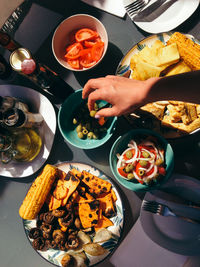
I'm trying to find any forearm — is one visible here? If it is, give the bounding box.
[147,70,200,104]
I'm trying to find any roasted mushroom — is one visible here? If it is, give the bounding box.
[28,227,42,239]
[65,234,79,249]
[32,237,46,251]
[52,209,66,218]
[42,211,56,224]
[58,212,74,230]
[52,229,66,245]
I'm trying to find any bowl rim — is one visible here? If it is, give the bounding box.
[52,14,108,72]
[58,89,117,149]
[109,128,174,192]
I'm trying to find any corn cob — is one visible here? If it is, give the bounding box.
[167,32,200,70]
[19,164,58,220]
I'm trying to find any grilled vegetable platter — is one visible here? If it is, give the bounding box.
[20,162,124,267]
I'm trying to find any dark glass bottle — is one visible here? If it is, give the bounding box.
[0,54,12,79]
[0,30,20,52]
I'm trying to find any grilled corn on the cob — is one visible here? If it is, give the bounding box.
[19,164,58,219]
[167,32,200,70]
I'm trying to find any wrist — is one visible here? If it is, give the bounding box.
[144,77,161,104]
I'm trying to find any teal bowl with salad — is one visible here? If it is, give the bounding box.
[109,129,174,192]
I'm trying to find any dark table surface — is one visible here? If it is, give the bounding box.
[1,1,200,267]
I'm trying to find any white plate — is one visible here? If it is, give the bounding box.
[23,162,124,267]
[140,182,200,255]
[0,85,56,178]
[133,0,200,34]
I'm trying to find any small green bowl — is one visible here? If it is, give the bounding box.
[58,89,117,149]
[109,129,174,192]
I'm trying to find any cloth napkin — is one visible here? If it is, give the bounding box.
[81,0,126,18]
[110,218,188,267]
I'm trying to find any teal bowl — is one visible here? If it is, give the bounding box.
[109,129,174,192]
[58,89,117,149]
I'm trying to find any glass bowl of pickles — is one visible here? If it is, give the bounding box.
[58,89,117,149]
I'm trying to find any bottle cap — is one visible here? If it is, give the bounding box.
[10,48,32,71]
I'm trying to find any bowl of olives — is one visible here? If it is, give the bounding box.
[58,89,117,149]
[109,129,174,192]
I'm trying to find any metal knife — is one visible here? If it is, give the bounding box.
[133,0,178,22]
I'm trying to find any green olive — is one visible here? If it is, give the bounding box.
[138,169,145,176]
[139,160,148,167]
[76,124,82,133]
[90,110,97,117]
[73,118,78,125]
[82,128,88,135]
[87,132,93,139]
[125,163,134,172]
[93,133,99,139]
[142,151,150,158]
[155,158,164,166]
[77,132,84,139]
[125,150,133,159]
[127,173,134,180]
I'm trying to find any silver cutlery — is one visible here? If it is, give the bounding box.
[123,0,150,20]
[151,190,200,210]
[133,0,179,22]
[142,200,200,224]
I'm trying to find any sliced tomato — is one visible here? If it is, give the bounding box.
[75,28,96,42]
[79,48,96,68]
[67,58,80,69]
[158,166,166,176]
[146,166,155,177]
[65,42,83,59]
[118,167,127,178]
[91,41,104,62]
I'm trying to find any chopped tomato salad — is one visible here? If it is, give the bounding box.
[116,136,166,185]
[64,28,104,70]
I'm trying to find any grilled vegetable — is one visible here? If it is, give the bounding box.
[167,32,200,70]
[19,164,58,219]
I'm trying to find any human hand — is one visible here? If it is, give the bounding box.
[82,75,157,117]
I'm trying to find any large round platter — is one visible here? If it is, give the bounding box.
[116,32,200,139]
[0,85,56,178]
[23,162,124,267]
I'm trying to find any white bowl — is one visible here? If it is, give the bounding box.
[52,14,108,71]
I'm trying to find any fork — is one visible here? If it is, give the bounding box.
[142,200,200,224]
[123,0,150,19]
